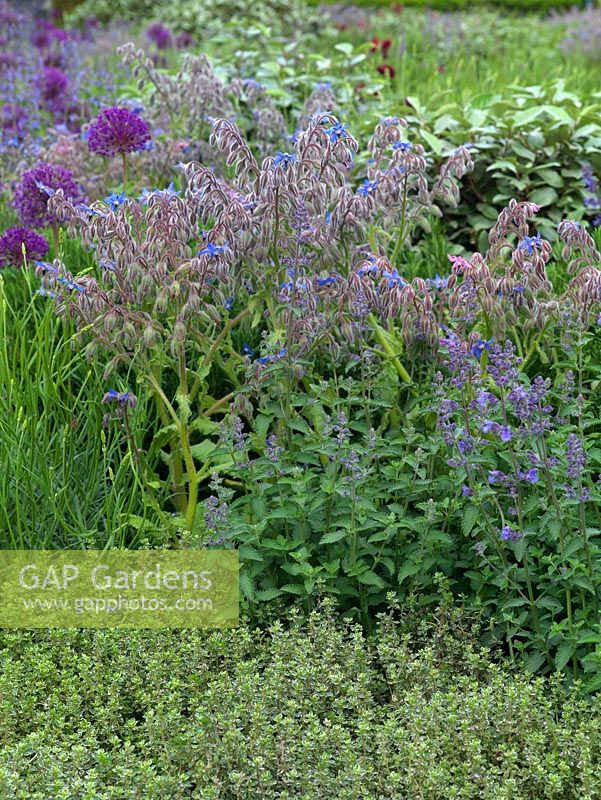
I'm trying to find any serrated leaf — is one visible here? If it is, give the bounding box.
[255,588,282,601]
[238,544,264,562]
[357,570,386,588]
[240,572,255,600]
[524,652,546,673]
[555,643,574,671]
[461,505,479,536]
[319,530,347,545]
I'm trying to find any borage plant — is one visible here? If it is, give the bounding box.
[37,111,473,537]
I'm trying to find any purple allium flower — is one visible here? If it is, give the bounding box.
[0,51,18,70]
[1,103,27,139]
[175,31,195,49]
[146,22,172,50]
[38,66,69,109]
[13,163,83,228]
[0,226,49,267]
[87,106,152,157]
[30,24,52,49]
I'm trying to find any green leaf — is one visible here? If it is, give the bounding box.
[421,130,445,156]
[461,505,479,537]
[514,107,544,127]
[280,583,307,595]
[528,187,558,207]
[239,544,264,562]
[319,530,347,545]
[357,570,386,588]
[555,643,574,671]
[240,572,255,601]
[524,652,546,673]
[255,588,282,601]
[190,440,217,462]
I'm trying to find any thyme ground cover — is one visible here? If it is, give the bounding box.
[3,0,601,794]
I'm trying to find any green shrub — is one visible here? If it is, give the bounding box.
[368,82,601,248]
[318,0,591,12]
[1,606,601,799]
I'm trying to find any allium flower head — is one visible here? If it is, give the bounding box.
[38,66,69,109]
[13,163,83,228]
[146,22,172,50]
[2,103,27,139]
[0,226,49,267]
[87,106,152,157]
[175,31,195,49]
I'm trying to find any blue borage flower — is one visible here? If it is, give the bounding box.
[382,268,407,288]
[103,191,126,211]
[33,180,56,197]
[242,343,254,356]
[224,297,234,311]
[427,273,449,290]
[325,122,350,143]
[497,285,525,297]
[257,348,287,365]
[273,151,298,170]
[518,233,543,255]
[102,389,137,407]
[197,241,230,258]
[56,276,85,293]
[471,337,494,360]
[316,275,339,286]
[34,259,58,273]
[138,182,180,204]
[357,178,378,197]
[392,141,413,153]
[76,202,104,217]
